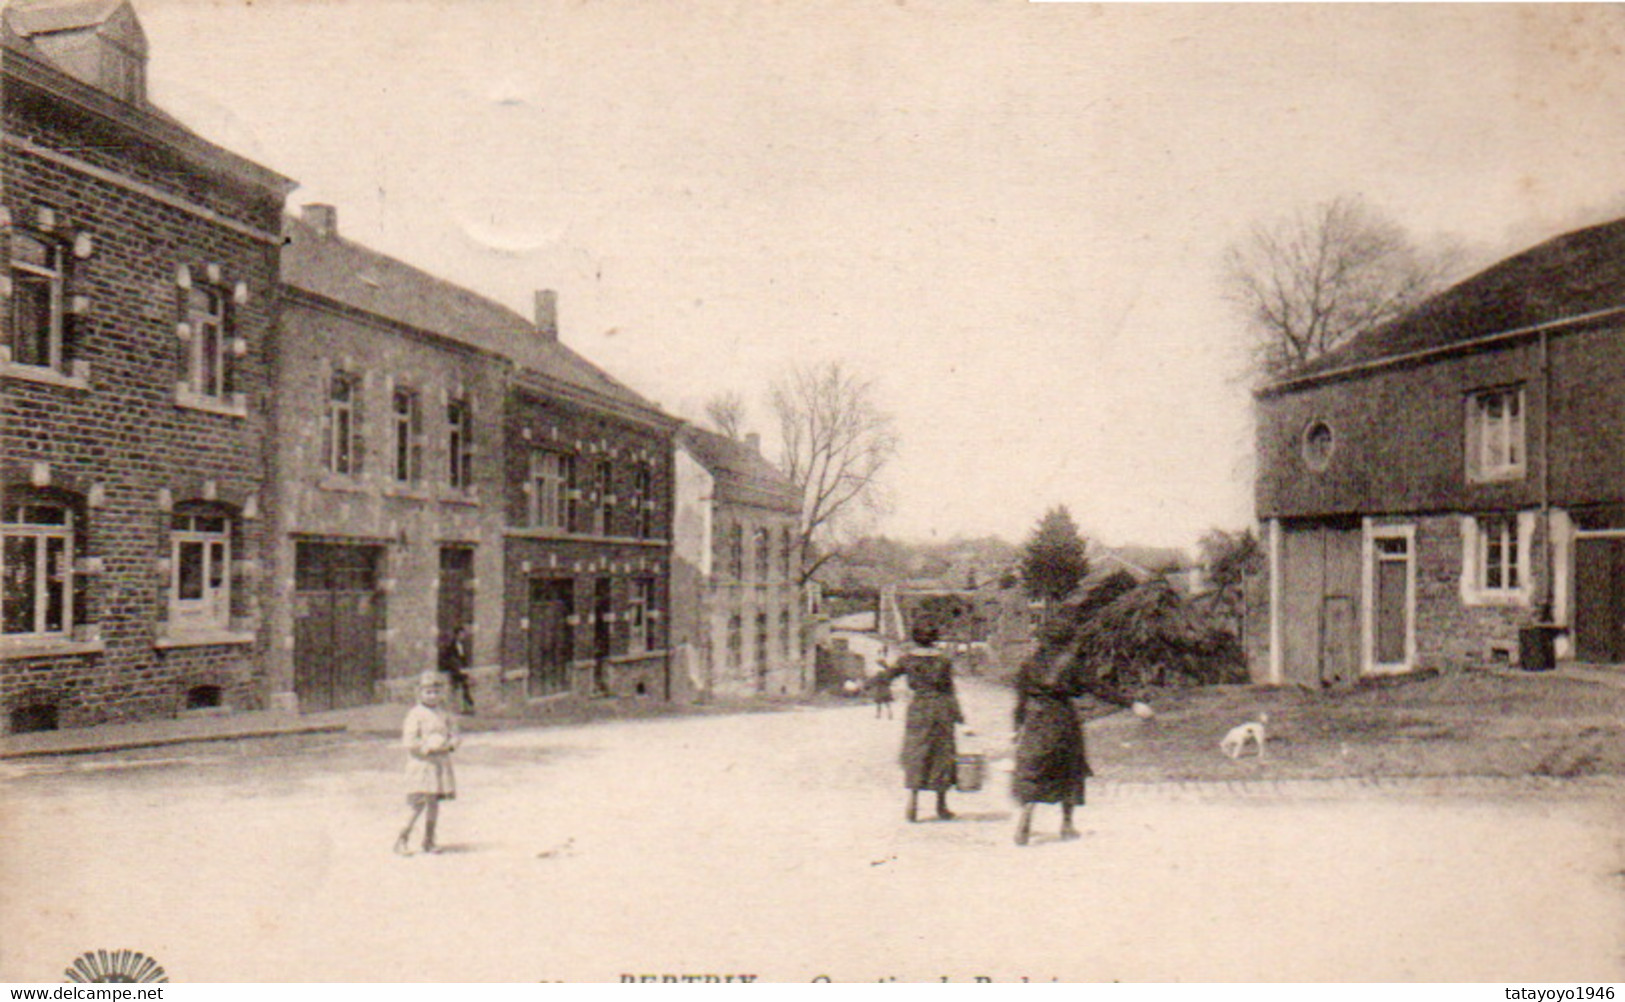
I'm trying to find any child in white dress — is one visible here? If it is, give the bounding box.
[395,671,460,855]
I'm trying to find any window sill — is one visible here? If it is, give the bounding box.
[380,484,435,502]
[0,636,106,659]
[175,389,248,418]
[439,490,481,508]
[1467,467,1526,485]
[611,649,668,664]
[1,362,90,391]
[504,527,669,546]
[155,629,257,650]
[1463,588,1533,608]
[317,475,368,494]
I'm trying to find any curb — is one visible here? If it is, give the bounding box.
[0,722,350,761]
[1090,773,1625,801]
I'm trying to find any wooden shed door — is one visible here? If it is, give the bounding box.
[1280,521,1363,685]
[294,543,383,712]
[1575,538,1625,663]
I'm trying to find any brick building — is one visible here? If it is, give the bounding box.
[1255,216,1625,683]
[502,315,679,703]
[672,427,805,699]
[1,0,292,730]
[269,206,511,712]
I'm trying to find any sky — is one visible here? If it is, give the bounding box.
[133,1,1625,552]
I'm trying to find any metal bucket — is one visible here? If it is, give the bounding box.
[955,752,986,793]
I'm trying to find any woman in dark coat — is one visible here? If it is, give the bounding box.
[879,625,964,822]
[1011,647,1142,845]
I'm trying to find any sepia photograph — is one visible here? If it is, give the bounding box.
[1,0,1623,984]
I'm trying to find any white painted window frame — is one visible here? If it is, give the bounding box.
[170,512,232,634]
[1,501,74,639]
[1460,512,1537,607]
[1466,386,1526,483]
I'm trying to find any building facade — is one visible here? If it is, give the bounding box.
[672,427,805,699]
[1255,217,1625,683]
[1,0,292,730]
[501,327,679,703]
[268,206,510,712]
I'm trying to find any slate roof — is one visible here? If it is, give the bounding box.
[281,213,662,418]
[676,425,800,513]
[1285,216,1625,384]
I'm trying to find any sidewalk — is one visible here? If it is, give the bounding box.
[0,691,808,761]
[0,708,353,761]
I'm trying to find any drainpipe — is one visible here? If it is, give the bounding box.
[1539,326,1554,626]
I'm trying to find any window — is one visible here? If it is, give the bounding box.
[595,460,615,535]
[728,524,744,580]
[185,286,228,399]
[628,578,651,654]
[634,464,654,539]
[1461,512,1534,606]
[325,370,363,475]
[1480,516,1520,593]
[781,528,794,579]
[754,528,770,581]
[392,386,423,483]
[1302,420,1335,472]
[1467,387,1525,482]
[528,451,569,530]
[447,398,473,489]
[171,511,231,632]
[755,612,769,673]
[7,232,64,371]
[780,608,791,656]
[2,497,73,638]
[726,615,742,669]
[562,454,579,532]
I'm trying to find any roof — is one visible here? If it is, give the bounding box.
[1285,216,1625,383]
[4,0,129,39]
[2,1,292,200]
[676,425,800,512]
[281,213,664,419]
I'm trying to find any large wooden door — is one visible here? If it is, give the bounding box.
[1575,538,1625,663]
[1280,520,1363,685]
[294,543,383,712]
[527,578,574,697]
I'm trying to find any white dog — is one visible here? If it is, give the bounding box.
[1220,712,1268,759]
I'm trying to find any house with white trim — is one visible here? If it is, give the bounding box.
[1255,216,1625,683]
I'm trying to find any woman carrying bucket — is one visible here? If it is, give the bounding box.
[878,624,966,822]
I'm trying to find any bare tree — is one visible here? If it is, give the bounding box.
[770,360,899,586]
[1225,196,1461,380]
[702,391,748,440]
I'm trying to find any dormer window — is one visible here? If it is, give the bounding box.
[100,39,145,103]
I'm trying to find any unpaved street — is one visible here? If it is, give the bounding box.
[2,680,1622,982]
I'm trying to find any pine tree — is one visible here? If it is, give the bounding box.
[1019,507,1089,618]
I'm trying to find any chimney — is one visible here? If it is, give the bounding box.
[746,432,761,454]
[535,289,559,341]
[302,204,338,238]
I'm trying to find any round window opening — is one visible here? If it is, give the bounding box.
[1302,420,1335,471]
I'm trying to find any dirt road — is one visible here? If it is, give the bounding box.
[2,680,1621,982]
